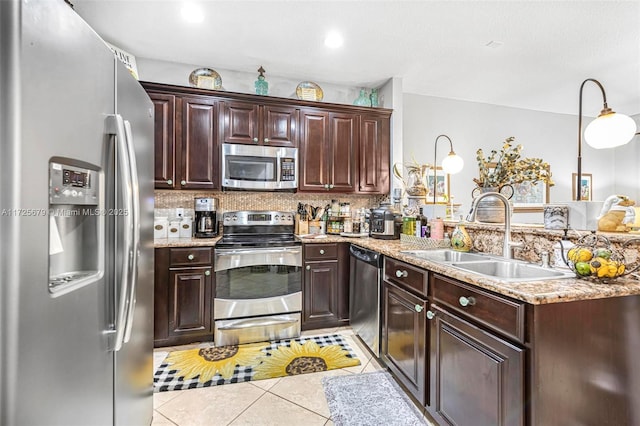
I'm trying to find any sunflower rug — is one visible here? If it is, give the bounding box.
[153,334,360,392]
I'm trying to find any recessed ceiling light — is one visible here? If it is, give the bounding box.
[324,31,344,49]
[181,3,204,23]
[485,40,504,49]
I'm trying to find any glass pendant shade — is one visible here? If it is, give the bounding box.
[442,153,464,174]
[584,111,637,149]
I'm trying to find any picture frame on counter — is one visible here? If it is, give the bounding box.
[426,166,450,203]
[572,173,592,201]
[512,180,549,212]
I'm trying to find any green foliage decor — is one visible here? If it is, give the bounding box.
[473,137,554,188]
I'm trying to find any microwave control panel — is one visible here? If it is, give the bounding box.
[280,158,296,181]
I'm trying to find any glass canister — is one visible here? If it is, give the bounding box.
[402,216,416,236]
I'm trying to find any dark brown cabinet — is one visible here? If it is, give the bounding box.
[149,92,176,189]
[302,243,349,329]
[299,109,357,192]
[144,84,220,190]
[381,257,429,406]
[154,247,214,347]
[359,113,390,194]
[222,100,298,147]
[427,273,524,426]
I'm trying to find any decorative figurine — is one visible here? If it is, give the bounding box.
[255,66,268,95]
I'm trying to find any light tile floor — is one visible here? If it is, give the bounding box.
[151,327,437,426]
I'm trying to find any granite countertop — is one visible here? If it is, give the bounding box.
[154,233,640,305]
[298,234,640,305]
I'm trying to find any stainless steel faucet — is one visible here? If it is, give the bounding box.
[466,191,523,259]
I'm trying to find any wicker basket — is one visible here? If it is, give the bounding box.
[565,234,628,282]
[400,234,451,249]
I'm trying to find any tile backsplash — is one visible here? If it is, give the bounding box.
[155,190,388,219]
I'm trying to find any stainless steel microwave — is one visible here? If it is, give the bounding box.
[221,143,298,191]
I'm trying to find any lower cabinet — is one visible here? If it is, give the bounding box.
[154,247,214,347]
[302,243,349,330]
[380,257,429,406]
[427,273,525,426]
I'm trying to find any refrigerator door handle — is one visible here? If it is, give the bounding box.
[122,119,140,344]
[106,114,134,352]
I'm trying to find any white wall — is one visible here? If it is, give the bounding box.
[137,57,365,105]
[402,94,628,222]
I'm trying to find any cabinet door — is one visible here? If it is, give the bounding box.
[168,267,213,338]
[303,260,339,328]
[359,113,390,194]
[222,100,259,145]
[381,281,427,406]
[328,112,357,192]
[299,109,330,191]
[429,306,524,426]
[149,93,176,189]
[263,105,298,147]
[179,96,218,189]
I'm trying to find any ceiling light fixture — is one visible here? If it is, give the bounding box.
[181,3,204,23]
[324,31,344,49]
[575,78,637,201]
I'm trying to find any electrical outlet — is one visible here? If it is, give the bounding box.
[176,208,184,218]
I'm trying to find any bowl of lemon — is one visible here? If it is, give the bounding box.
[566,234,627,281]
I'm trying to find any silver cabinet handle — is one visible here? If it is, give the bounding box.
[264,138,270,143]
[395,270,408,278]
[167,179,173,185]
[306,265,311,270]
[253,137,259,143]
[324,184,329,189]
[319,249,325,255]
[329,184,334,189]
[180,180,186,186]
[459,296,476,307]
[205,270,211,276]
[415,304,423,313]
[426,310,435,320]
[187,254,195,260]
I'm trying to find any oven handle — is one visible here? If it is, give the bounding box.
[217,317,299,330]
[214,247,302,271]
[215,248,301,256]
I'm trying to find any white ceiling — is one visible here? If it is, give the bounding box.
[73,0,640,116]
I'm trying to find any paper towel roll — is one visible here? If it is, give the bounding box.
[49,216,64,255]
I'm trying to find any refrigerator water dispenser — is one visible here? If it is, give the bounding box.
[48,159,103,296]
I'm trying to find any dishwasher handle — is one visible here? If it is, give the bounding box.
[349,244,383,268]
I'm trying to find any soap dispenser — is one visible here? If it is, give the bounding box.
[451,221,473,252]
[553,229,574,269]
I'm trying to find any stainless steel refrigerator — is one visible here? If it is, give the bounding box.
[1,1,154,425]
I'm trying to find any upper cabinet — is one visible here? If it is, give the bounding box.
[359,113,390,194]
[146,86,219,190]
[222,100,298,147]
[142,82,391,193]
[299,109,358,193]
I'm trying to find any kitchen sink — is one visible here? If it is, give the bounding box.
[400,249,492,263]
[449,260,575,282]
[400,249,575,282]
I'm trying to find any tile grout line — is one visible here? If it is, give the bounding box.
[265,385,331,421]
[223,388,270,426]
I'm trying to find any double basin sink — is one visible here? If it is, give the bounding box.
[400,249,575,283]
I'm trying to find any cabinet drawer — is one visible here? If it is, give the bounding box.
[169,247,213,266]
[304,243,338,260]
[383,257,428,297]
[431,274,525,342]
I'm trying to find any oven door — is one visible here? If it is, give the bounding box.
[214,247,302,319]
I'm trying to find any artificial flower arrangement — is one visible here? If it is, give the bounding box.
[473,136,554,188]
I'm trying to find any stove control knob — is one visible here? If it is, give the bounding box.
[233,215,238,221]
[275,215,279,221]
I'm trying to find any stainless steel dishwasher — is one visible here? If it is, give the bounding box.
[349,244,383,356]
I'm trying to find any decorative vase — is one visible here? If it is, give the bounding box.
[472,186,513,223]
[451,223,473,252]
[254,66,268,95]
[370,88,379,107]
[353,89,371,107]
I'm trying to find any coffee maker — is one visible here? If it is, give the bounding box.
[194,197,218,238]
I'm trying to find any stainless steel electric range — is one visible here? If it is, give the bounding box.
[214,211,302,346]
